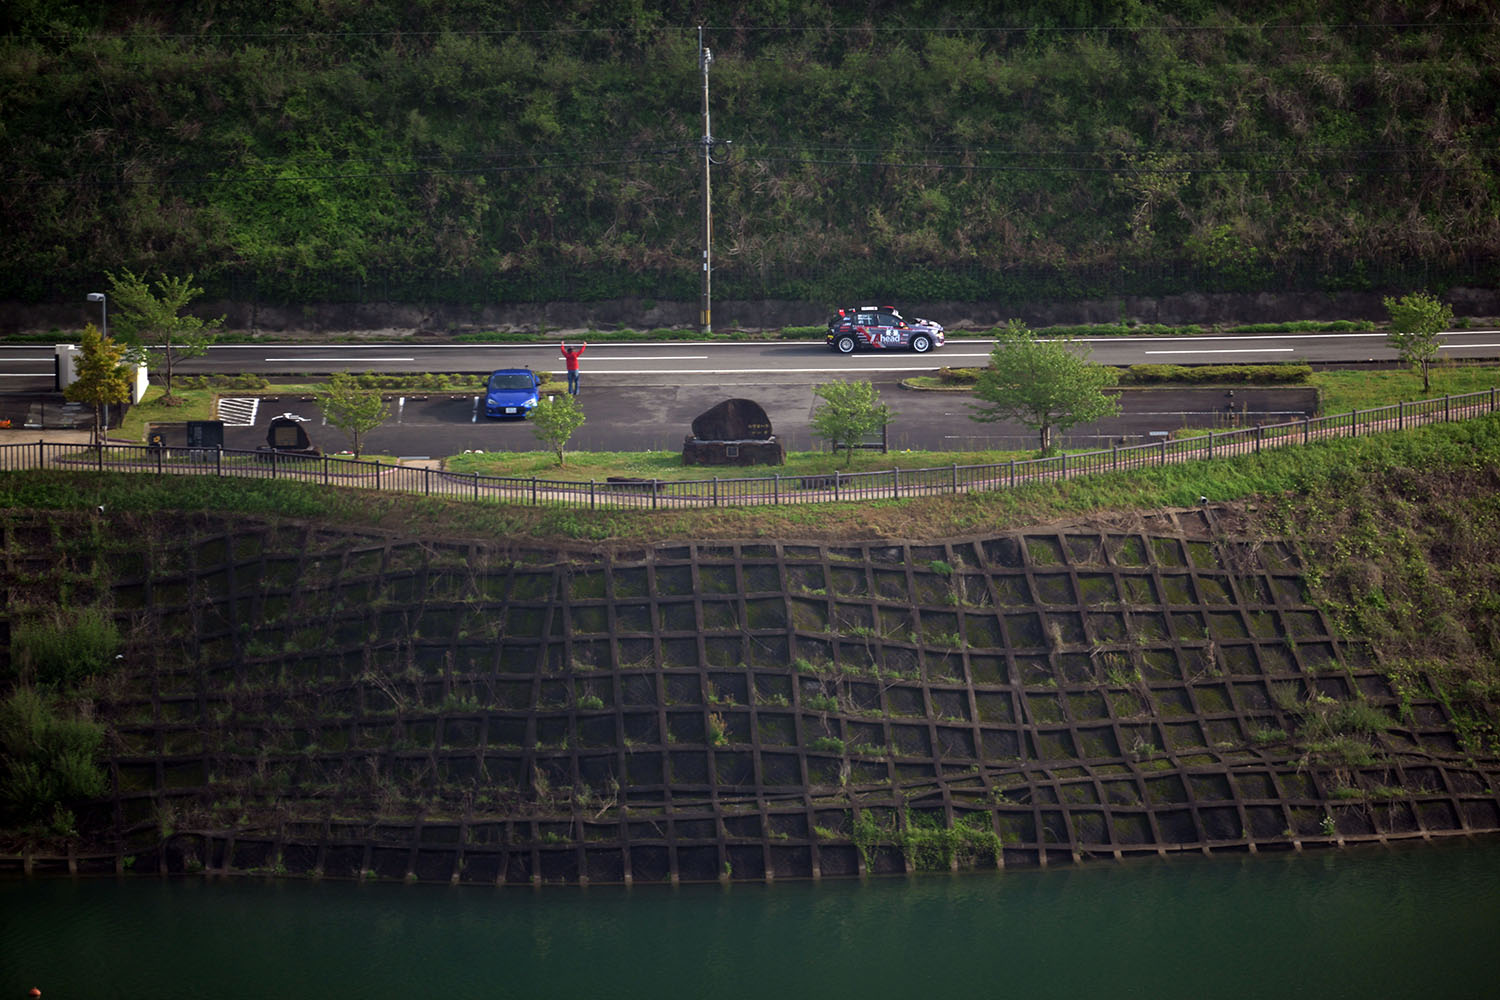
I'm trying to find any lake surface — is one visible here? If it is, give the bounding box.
[5,842,1498,999]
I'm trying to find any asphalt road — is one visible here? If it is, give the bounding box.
[4,328,1500,391]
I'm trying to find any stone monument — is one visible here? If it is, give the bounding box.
[260,414,319,457]
[682,398,784,466]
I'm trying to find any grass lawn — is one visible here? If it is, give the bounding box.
[1310,364,1500,413]
[116,386,217,441]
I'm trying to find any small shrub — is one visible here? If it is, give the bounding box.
[0,688,107,826]
[11,606,120,687]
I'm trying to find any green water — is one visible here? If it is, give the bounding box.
[5,843,1498,999]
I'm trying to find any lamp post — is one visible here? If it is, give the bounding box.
[699,27,713,336]
[86,291,107,338]
[85,291,110,439]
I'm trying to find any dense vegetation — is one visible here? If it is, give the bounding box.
[3,1,1498,306]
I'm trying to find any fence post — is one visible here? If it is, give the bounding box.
[1207,432,1213,461]
[215,445,222,477]
[713,477,719,507]
[951,463,958,494]
[1008,458,1015,488]
[1351,409,1358,437]
[423,467,430,496]
[323,455,330,486]
[834,471,841,502]
[472,472,479,502]
[1491,386,1496,413]
[531,477,537,505]
[1444,395,1450,422]
[774,473,780,505]
[1060,452,1067,481]
[893,467,899,499]
[155,444,163,475]
[1112,444,1117,471]
[653,480,659,510]
[1302,417,1309,445]
[1255,426,1262,454]
[38,439,44,470]
[1160,439,1167,466]
[97,440,104,473]
[1398,401,1404,431]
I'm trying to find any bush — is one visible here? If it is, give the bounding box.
[11,606,120,687]
[937,367,984,384]
[0,687,107,828]
[1119,363,1313,385]
[176,373,270,390]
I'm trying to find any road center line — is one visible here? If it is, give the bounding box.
[263,357,415,362]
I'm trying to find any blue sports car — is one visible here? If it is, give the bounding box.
[484,368,541,419]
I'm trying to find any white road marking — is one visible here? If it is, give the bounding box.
[1439,343,1500,349]
[586,355,709,361]
[0,373,54,377]
[263,356,415,362]
[1144,348,1296,355]
[396,396,405,423]
[216,397,260,427]
[471,396,480,423]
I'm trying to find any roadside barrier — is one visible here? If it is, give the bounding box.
[3,388,1496,508]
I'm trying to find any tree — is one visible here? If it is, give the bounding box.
[970,320,1121,454]
[810,381,890,466]
[317,372,390,458]
[1384,291,1453,393]
[107,269,221,404]
[530,394,586,466]
[63,323,131,445]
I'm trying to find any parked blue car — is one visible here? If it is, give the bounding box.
[484,368,541,419]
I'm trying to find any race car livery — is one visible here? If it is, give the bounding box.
[826,306,946,354]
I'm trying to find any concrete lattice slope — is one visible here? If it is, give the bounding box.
[3,508,1498,882]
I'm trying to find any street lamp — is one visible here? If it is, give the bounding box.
[86,291,107,338]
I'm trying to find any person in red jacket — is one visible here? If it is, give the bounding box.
[560,340,587,395]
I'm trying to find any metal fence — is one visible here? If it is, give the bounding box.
[4,389,1496,509]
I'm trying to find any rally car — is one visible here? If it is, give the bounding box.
[826,306,946,354]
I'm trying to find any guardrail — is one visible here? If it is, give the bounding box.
[3,389,1496,509]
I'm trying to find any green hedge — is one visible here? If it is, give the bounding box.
[1120,364,1314,385]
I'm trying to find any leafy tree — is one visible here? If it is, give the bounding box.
[970,320,1121,455]
[317,371,390,458]
[1384,291,1453,393]
[106,269,221,404]
[810,381,890,466]
[529,394,586,466]
[63,323,131,445]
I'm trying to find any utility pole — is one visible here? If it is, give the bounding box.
[699,26,713,335]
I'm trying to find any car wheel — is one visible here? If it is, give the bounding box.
[836,335,857,354]
[911,334,932,353]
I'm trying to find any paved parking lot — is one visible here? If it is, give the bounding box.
[210,381,1317,458]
